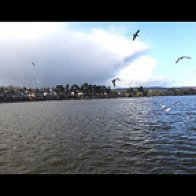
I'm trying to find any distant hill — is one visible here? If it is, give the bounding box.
[114,86,169,92]
[114,86,196,92]
[172,86,196,89]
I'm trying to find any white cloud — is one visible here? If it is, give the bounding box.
[0,22,64,40]
[0,22,170,88]
[114,56,171,87]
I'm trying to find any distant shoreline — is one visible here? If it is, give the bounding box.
[0,84,196,104]
[0,94,196,105]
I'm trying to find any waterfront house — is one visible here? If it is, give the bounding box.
[136,91,144,97]
[77,90,83,97]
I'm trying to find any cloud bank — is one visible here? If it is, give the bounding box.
[0,22,171,88]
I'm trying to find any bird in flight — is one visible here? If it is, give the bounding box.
[133,30,140,41]
[175,56,191,64]
[112,78,121,87]
[32,62,36,66]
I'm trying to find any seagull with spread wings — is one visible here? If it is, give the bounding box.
[133,30,140,41]
[112,78,121,87]
[175,56,191,63]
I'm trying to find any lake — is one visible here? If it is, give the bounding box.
[0,96,196,174]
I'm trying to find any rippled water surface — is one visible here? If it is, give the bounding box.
[0,96,196,174]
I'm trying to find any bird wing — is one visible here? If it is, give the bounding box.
[175,56,183,63]
[112,80,115,87]
[175,58,180,63]
[115,78,121,81]
[133,30,140,41]
[32,62,36,66]
[182,56,191,59]
[133,33,136,41]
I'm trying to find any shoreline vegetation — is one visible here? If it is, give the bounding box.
[0,83,196,103]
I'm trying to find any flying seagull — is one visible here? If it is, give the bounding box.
[175,56,191,64]
[133,30,140,41]
[32,62,36,66]
[112,78,121,87]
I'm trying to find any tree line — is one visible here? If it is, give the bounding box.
[0,83,196,103]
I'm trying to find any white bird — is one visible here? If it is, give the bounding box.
[165,107,171,112]
[160,103,171,112]
[175,56,191,64]
[160,103,166,107]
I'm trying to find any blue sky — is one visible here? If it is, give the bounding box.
[0,22,195,88]
[71,22,196,87]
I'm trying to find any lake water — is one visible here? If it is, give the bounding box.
[0,96,196,174]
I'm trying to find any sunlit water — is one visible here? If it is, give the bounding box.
[0,96,196,174]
